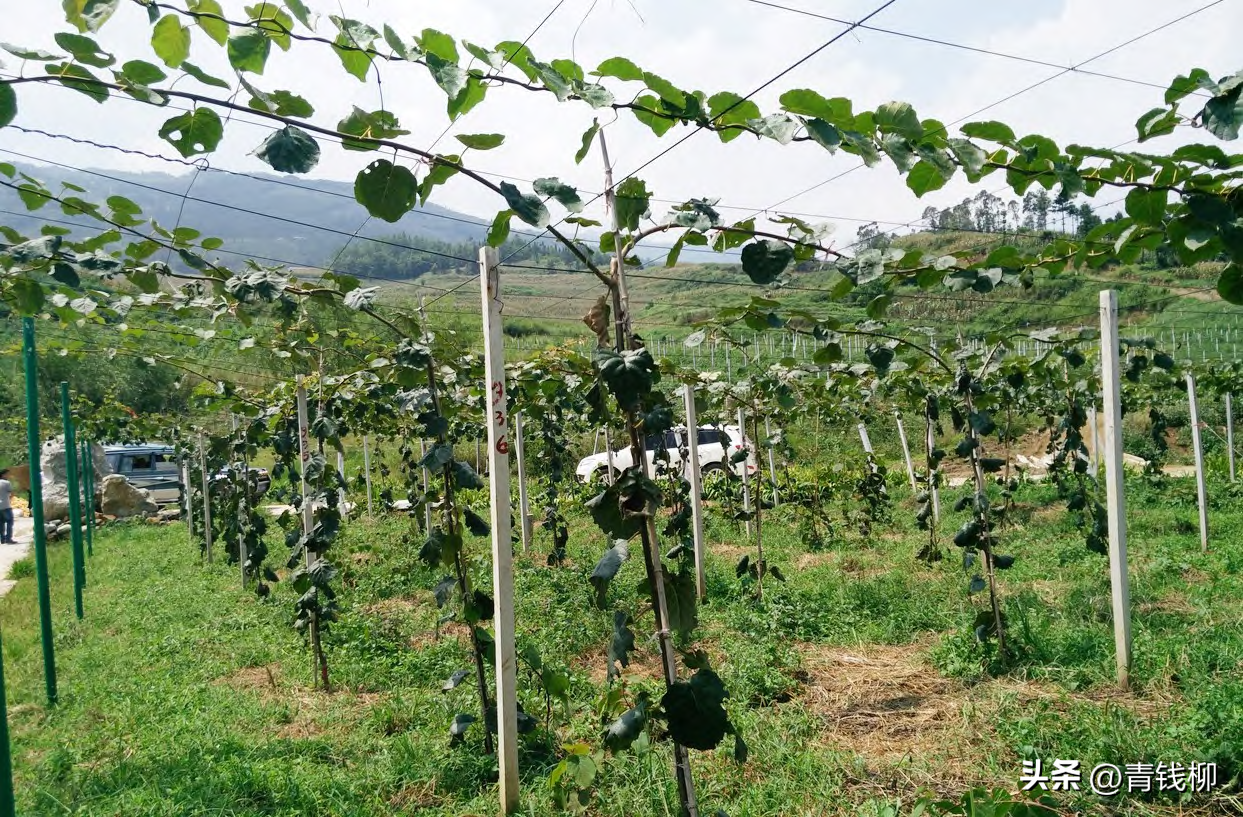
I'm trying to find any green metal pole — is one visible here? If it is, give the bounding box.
[0,627,15,817]
[81,438,94,557]
[61,384,84,619]
[22,318,57,706]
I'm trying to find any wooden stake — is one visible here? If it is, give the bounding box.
[1088,406,1100,479]
[198,430,213,564]
[337,450,346,516]
[605,427,615,485]
[362,435,374,520]
[683,384,707,601]
[764,417,780,507]
[894,412,916,491]
[296,380,313,566]
[1099,290,1133,689]
[738,407,751,537]
[419,438,432,532]
[479,246,519,813]
[515,412,532,551]
[1228,393,1236,483]
[231,415,245,588]
[1186,371,1209,552]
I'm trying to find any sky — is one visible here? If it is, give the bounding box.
[1,0,1240,259]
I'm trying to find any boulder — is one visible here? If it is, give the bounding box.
[39,437,113,520]
[157,507,182,522]
[99,474,158,519]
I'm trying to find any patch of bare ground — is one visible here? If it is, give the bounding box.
[360,595,429,621]
[218,664,282,701]
[408,620,471,650]
[216,663,386,740]
[388,780,443,812]
[795,639,1177,797]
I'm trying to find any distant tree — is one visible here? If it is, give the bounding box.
[855,221,892,251]
[1022,190,1051,231]
[1076,203,1102,236]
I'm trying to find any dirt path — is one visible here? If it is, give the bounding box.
[0,511,34,597]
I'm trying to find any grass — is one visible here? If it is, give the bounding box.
[2,465,1243,815]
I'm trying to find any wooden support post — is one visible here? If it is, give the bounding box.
[1228,393,1236,483]
[1099,291,1133,689]
[296,380,313,566]
[605,427,615,485]
[231,415,245,589]
[683,384,707,600]
[198,430,213,564]
[362,435,374,520]
[738,407,751,537]
[1186,372,1209,552]
[515,412,532,552]
[1088,406,1100,479]
[894,412,916,491]
[479,246,519,813]
[764,417,780,508]
[337,450,347,516]
[419,439,432,532]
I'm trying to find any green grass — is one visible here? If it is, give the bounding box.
[3,468,1242,815]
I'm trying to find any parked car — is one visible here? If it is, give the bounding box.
[104,444,182,505]
[103,444,270,505]
[211,465,272,497]
[575,425,758,484]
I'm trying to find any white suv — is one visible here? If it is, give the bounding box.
[575,425,758,484]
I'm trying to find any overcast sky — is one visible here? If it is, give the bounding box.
[2,0,1240,255]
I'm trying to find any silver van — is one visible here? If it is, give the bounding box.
[104,444,182,505]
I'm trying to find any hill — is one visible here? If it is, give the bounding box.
[0,160,493,267]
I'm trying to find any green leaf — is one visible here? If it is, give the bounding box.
[188,0,229,45]
[333,34,371,81]
[906,160,950,197]
[337,107,409,150]
[1218,264,1243,305]
[417,157,460,205]
[607,610,635,682]
[866,293,892,319]
[181,61,230,89]
[246,84,314,118]
[54,32,114,67]
[248,3,294,50]
[1125,187,1167,226]
[0,84,14,130]
[875,101,922,140]
[533,177,584,213]
[151,15,191,69]
[603,692,648,752]
[487,210,512,247]
[45,62,108,102]
[227,30,270,74]
[285,0,314,29]
[779,89,842,122]
[660,668,732,751]
[426,53,466,98]
[804,118,841,152]
[594,347,658,410]
[740,240,793,285]
[419,28,458,63]
[575,81,614,109]
[947,138,987,181]
[158,108,222,157]
[384,25,417,60]
[2,44,64,61]
[118,59,166,85]
[1166,68,1212,104]
[960,120,1015,144]
[254,126,319,173]
[531,59,572,101]
[455,133,504,150]
[9,277,45,314]
[447,76,486,120]
[879,134,916,172]
[64,0,121,33]
[576,119,599,164]
[595,56,643,81]
[499,181,550,228]
[354,160,418,223]
[1135,106,1178,142]
[614,177,649,231]
[748,113,798,145]
[589,541,628,608]
[1201,85,1243,141]
[707,91,762,143]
